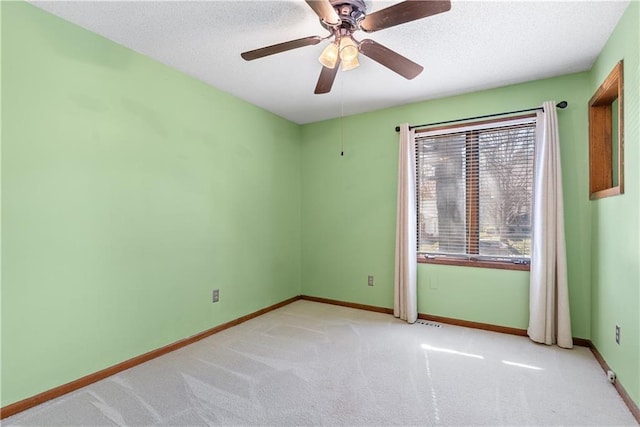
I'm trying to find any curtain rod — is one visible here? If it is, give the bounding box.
[394,101,568,132]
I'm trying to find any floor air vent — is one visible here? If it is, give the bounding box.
[416,320,442,328]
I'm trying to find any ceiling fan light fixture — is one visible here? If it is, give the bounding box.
[318,42,339,69]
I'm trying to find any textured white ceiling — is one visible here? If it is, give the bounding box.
[30,0,629,124]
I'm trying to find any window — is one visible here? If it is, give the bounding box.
[416,115,535,270]
[589,60,624,199]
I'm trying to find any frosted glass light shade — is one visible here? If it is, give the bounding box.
[339,37,359,62]
[341,55,360,71]
[318,43,339,69]
[338,36,359,71]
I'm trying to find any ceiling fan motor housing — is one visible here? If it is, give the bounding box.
[321,0,368,31]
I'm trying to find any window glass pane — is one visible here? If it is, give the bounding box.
[478,125,534,258]
[611,98,619,187]
[417,133,467,255]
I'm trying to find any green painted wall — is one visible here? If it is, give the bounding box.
[589,1,640,407]
[1,2,301,407]
[301,72,593,336]
[0,0,4,404]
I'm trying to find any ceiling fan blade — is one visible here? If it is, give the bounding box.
[360,0,451,32]
[359,39,423,79]
[305,0,341,26]
[314,59,341,94]
[241,36,323,61]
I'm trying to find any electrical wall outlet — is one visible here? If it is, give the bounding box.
[212,289,219,303]
[615,325,620,344]
[367,275,374,286]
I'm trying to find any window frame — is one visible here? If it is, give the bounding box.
[415,114,536,271]
[589,60,624,199]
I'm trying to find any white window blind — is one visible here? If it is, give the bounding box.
[416,116,536,262]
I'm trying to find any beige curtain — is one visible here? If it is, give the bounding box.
[394,123,417,323]
[528,101,572,348]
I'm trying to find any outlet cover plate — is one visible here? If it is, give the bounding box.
[212,289,220,303]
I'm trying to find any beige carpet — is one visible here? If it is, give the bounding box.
[4,300,638,426]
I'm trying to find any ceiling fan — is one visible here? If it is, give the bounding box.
[241,0,451,94]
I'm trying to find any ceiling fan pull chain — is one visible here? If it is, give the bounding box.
[341,75,345,157]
